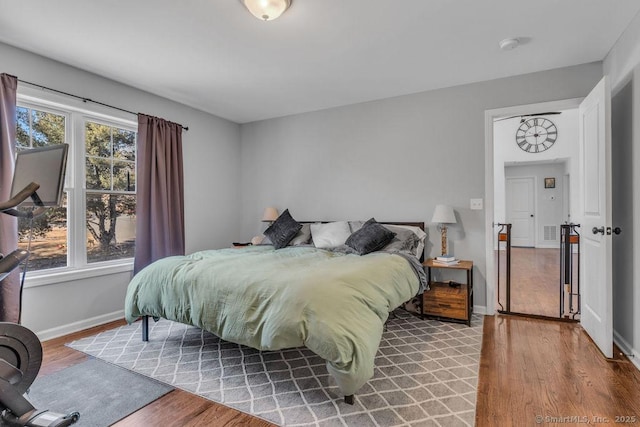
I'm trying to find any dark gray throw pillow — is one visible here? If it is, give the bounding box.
[345,218,396,255]
[264,209,302,249]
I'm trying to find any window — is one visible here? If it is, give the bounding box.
[85,122,136,263]
[16,106,68,270]
[16,99,137,274]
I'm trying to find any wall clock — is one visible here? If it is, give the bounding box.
[515,117,558,153]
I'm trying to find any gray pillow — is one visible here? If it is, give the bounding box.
[382,224,426,258]
[348,220,365,233]
[345,218,396,255]
[382,225,420,255]
[288,223,312,246]
[264,209,302,249]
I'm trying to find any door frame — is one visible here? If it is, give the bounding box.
[484,98,583,314]
[505,175,536,247]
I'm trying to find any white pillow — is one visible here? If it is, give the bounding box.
[311,221,352,249]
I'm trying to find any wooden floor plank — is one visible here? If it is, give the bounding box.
[112,389,272,427]
[475,315,640,426]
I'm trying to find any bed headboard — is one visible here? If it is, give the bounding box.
[380,221,425,232]
[300,221,424,231]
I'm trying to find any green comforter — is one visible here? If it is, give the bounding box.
[124,245,420,395]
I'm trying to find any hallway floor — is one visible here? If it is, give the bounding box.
[497,247,579,319]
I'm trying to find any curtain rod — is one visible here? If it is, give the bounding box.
[17,78,189,131]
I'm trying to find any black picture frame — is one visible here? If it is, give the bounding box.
[544,177,555,189]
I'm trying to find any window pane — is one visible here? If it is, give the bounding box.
[113,129,135,161]
[86,194,136,263]
[16,107,30,150]
[86,157,111,190]
[17,193,68,271]
[85,122,111,158]
[31,110,65,147]
[113,161,135,192]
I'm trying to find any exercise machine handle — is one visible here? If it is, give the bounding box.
[0,182,39,211]
[0,183,46,219]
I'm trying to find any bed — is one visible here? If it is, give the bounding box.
[124,220,426,403]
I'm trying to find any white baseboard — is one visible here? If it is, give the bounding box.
[37,310,125,342]
[613,330,640,372]
[473,305,488,315]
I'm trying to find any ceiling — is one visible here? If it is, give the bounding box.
[0,0,638,124]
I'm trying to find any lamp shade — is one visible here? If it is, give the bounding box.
[261,207,279,222]
[431,205,456,224]
[242,0,291,21]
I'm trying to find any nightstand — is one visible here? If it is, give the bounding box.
[422,258,473,326]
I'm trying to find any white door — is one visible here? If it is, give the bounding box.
[506,177,535,247]
[579,76,613,358]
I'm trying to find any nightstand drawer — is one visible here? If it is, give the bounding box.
[423,282,468,320]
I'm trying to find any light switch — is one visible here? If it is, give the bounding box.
[470,198,483,210]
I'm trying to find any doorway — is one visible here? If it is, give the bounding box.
[502,162,569,317]
[487,77,617,360]
[485,98,582,318]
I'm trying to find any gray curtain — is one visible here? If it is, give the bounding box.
[0,73,19,323]
[134,114,185,274]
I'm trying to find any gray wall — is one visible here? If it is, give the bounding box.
[611,79,634,350]
[0,41,241,337]
[604,9,640,368]
[239,62,603,310]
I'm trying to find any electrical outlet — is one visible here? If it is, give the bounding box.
[470,198,483,210]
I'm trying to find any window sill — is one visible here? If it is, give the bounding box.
[23,261,134,288]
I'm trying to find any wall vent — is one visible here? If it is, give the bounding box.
[543,225,557,241]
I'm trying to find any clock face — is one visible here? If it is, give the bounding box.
[515,118,557,153]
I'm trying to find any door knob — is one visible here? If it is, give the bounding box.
[613,227,622,235]
[530,214,534,217]
[592,226,605,235]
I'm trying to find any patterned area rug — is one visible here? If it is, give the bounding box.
[68,310,483,426]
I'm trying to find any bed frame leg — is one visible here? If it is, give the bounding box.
[142,315,149,342]
[344,395,354,405]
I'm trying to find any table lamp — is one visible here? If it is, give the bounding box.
[431,204,456,256]
[261,207,279,225]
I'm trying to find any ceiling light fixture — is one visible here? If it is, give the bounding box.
[242,0,292,21]
[499,38,520,51]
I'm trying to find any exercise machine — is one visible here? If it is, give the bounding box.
[0,144,78,426]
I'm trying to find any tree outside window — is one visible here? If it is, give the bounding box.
[16,106,68,270]
[85,122,136,263]
[14,104,137,271]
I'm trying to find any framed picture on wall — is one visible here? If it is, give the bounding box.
[544,177,555,189]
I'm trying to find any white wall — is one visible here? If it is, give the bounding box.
[604,10,640,370]
[240,62,603,311]
[493,110,579,230]
[0,41,242,338]
[504,163,566,248]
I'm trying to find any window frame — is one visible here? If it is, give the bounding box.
[17,88,137,288]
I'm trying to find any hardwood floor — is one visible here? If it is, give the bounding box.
[37,314,640,426]
[476,315,640,426]
[497,248,579,319]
